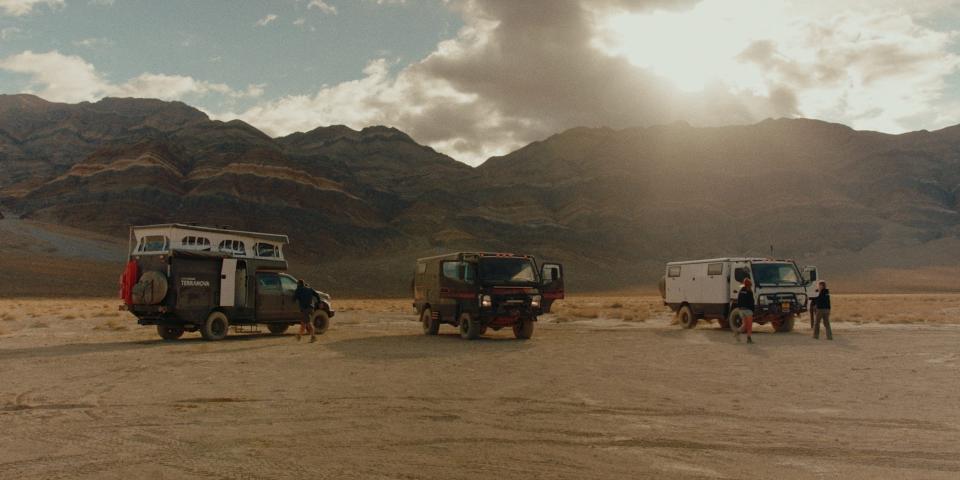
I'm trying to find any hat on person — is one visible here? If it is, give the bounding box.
[743,277,752,286]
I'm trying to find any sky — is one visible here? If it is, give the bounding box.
[1,0,959,165]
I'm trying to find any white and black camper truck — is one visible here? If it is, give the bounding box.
[659,258,818,332]
[120,224,334,341]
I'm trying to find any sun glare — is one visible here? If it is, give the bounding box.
[598,1,782,93]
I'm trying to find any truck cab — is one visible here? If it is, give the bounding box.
[413,252,564,340]
[120,224,334,341]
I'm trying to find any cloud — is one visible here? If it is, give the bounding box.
[0,0,63,16]
[88,0,114,5]
[0,26,21,40]
[307,0,336,15]
[0,50,263,103]
[255,13,278,27]
[72,37,114,48]
[225,0,960,165]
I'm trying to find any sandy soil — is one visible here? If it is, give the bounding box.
[1,296,959,479]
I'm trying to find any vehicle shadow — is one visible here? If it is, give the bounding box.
[325,332,533,360]
[0,333,280,361]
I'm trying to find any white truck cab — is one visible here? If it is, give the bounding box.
[660,258,818,332]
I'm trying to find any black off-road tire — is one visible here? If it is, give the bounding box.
[513,318,535,339]
[678,305,698,329]
[421,308,439,335]
[458,312,483,340]
[312,310,330,335]
[201,311,229,341]
[773,316,795,333]
[267,323,289,335]
[157,325,184,340]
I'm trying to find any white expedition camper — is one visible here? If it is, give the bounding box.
[659,258,818,332]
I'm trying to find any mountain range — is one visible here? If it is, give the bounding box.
[1,93,958,296]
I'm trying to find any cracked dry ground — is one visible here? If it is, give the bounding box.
[1,305,959,479]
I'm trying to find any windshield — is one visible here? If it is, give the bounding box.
[478,257,537,285]
[751,263,801,286]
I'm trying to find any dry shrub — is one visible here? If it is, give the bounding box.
[31,321,49,328]
[62,314,77,320]
[607,302,624,309]
[0,312,17,322]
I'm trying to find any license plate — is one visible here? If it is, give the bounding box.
[781,302,791,311]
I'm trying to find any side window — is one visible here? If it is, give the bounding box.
[442,261,459,280]
[442,261,474,283]
[254,243,278,258]
[667,266,681,278]
[707,263,723,276]
[219,240,247,256]
[257,274,281,291]
[463,263,476,284]
[416,263,427,274]
[734,267,751,282]
[279,275,298,293]
[138,236,168,253]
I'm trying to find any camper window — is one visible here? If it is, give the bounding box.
[254,242,279,258]
[218,240,246,256]
[137,235,169,253]
[707,263,723,276]
[181,236,211,249]
[667,266,681,277]
[416,262,427,274]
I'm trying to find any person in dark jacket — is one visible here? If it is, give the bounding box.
[293,279,316,343]
[733,277,755,344]
[809,287,819,329]
[813,280,832,340]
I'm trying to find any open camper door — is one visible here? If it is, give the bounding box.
[220,258,237,307]
[540,263,564,313]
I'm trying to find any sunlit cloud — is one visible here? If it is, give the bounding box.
[0,0,63,16]
[255,13,278,27]
[0,50,264,103]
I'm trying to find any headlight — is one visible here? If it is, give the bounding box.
[758,296,769,305]
[480,295,492,308]
[797,294,807,304]
[531,295,542,309]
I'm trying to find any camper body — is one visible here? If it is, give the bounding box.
[413,252,564,340]
[661,258,817,332]
[121,224,334,341]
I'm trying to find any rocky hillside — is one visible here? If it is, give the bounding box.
[1,94,958,295]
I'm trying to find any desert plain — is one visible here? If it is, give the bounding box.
[1,294,959,479]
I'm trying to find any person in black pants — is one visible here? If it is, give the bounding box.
[813,281,832,340]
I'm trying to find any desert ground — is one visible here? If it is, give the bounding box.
[1,295,959,479]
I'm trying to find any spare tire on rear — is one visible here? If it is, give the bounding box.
[132,270,168,305]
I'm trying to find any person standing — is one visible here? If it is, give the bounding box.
[733,277,755,344]
[809,286,819,329]
[813,281,832,340]
[293,279,317,343]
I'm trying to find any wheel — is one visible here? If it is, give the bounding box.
[421,308,439,335]
[157,325,184,340]
[312,310,330,335]
[458,312,483,340]
[267,323,289,335]
[513,318,535,339]
[772,316,795,333]
[200,311,229,341]
[728,310,743,333]
[677,305,698,329]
